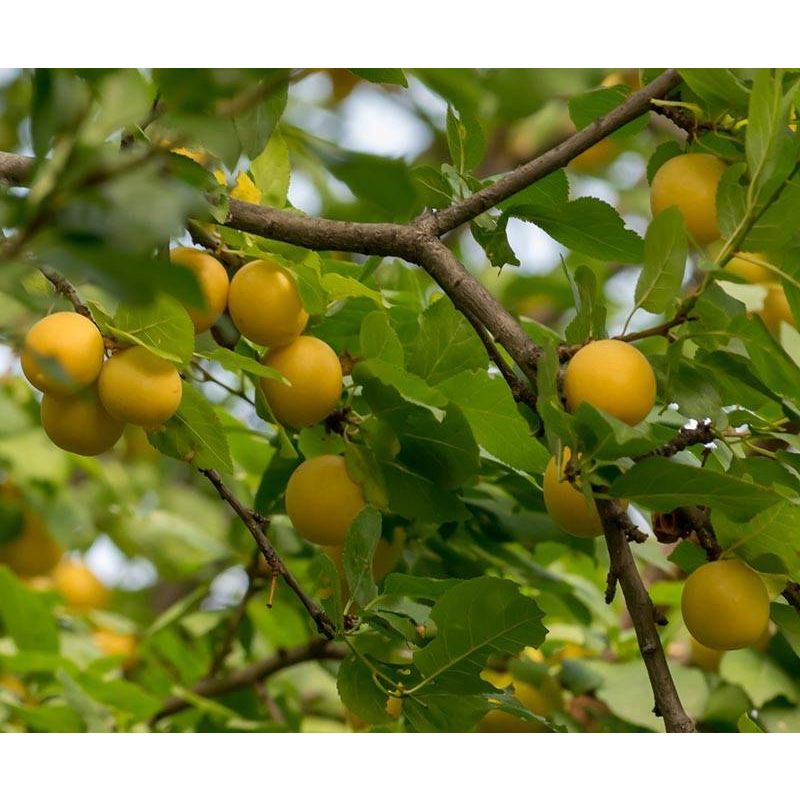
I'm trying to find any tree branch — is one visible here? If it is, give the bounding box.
[430,69,682,234]
[153,638,347,722]
[200,468,336,640]
[598,500,695,732]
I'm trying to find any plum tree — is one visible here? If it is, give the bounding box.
[681,559,770,650]
[285,455,365,546]
[21,312,104,395]
[650,153,727,244]
[227,258,308,347]
[260,335,343,428]
[542,447,603,538]
[98,346,182,427]
[52,559,109,610]
[169,247,230,333]
[563,339,656,425]
[41,387,125,455]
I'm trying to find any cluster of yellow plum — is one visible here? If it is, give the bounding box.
[21,311,182,456]
[539,151,776,657]
[542,339,656,539]
[174,248,382,576]
[0,483,137,670]
[172,247,344,430]
[650,152,793,332]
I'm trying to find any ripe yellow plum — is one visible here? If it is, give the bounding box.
[93,629,138,668]
[21,312,104,395]
[98,346,182,427]
[569,138,619,173]
[52,558,109,610]
[563,339,656,426]
[681,559,769,650]
[285,455,365,546]
[543,448,603,538]
[260,336,343,429]
[41,387,125,456]
[227,258,308,347]
[650,153,727,245]
[170,247,230,333]
[0,506,62,578]
[760,283,794,333]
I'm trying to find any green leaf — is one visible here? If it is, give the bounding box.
[470,214,520,269]
[0,566,59,653]
[250,128,290,208]
[148,383,233,473]
[343,507,382,608]
[714,502,800,578]
[405,693,491,732]
[196,347,287,382]
[359,311,404,366]
[647,141,684,184]
[15,704,84,733]
[337,655,393,725]
[592,659,709,731]
[349,68,407,87]
[536,341,575,453]
[319,146,418,218]
[353,360,446,408]
[446,105,486,173]
[77,674,161,722]
[289,253,329,315]
[564,264,607,344]
[382,574,461,599]
[719,649,798,707]
[409,298,488,385]
[233,73,289,159]
[610,457,781,521]
[413,576,546,694]
[574,404,670,461]
[569,85,646,140]
[746,70,798,199]
[512,197,644,263]
[499,170,568,213]
[145,583,208,637]
[344,441,389,510]
[37,242,204,308]
[107,294,195,366]
[380,459,469,524]
[636,207,688,315]
[321,272,383,305]
[363,380,479,490]
[437,370,548,473]
[679,69,750,114]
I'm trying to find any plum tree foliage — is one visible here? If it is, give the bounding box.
[0,67,800,734]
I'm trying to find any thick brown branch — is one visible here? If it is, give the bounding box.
[154,638,347,722]
[598,500,695,732]
[431,69,682,234]
[418,237,542,385]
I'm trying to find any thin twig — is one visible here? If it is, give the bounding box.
[153,639,346,722]
[200,468,336,640]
